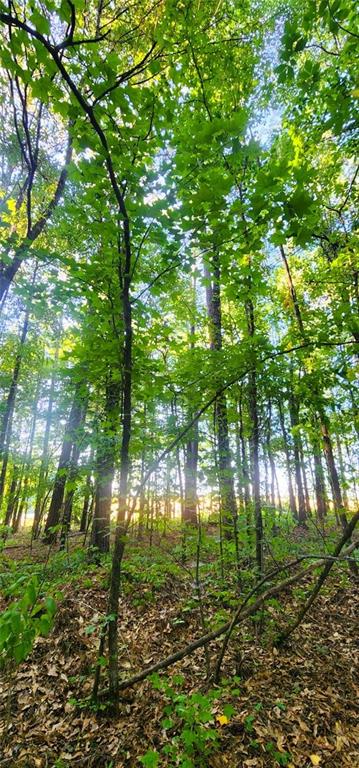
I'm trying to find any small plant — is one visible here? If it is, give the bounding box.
[243,703,262,734]
[139,674,234,767]
[68,694,109,712]
[0,575,56,666]
[139,751,160,768]
[244,713,256,733]
[265,741,292,765]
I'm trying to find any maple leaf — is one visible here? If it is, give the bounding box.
[310,756,321,766]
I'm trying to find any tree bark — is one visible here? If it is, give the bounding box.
[43,385,84,542]
[80,446,94,533]
[0,303,31,506]
[60,436,83,549]
[3,466,18,528]
[183,421,198,525]
[245,296,263,573]
[15,374,41,529]
[321,417,348,528]
[204,251,237,536]
[91,378,120,553]
[32,337,59,538]
[107,218,133,703]
[289,392,307,524]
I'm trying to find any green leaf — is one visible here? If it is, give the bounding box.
[30,9,50,35]
[139,750,159,768]
[45,597,56,616]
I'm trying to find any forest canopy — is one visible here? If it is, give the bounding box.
[0,0,358,766]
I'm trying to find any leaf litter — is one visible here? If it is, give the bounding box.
[0,539,358,768]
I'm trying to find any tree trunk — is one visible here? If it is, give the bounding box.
[0,304,30,506]
[183,420,198,525]
[107,219,133,703]
[299,441,311,517]
[289,393,307,525]
[43,386,84,542]
[15,374,41,530]
[204,251,237,536]
[238,393,251,535]
[33,337,59,538]
[3,466,18,528]
[60,436,83,549]
[335,432,349,509]
[245,296,263,574]
[279,245,346,522]
[313,448,327,521]
[278,401,297,519]
[321,418,348,528]
[90,380,119,554]
[80,446,94,533]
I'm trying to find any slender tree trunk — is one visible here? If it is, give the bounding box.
[33,338,59,538]
[266,402,276,508]
[274,466,283,512]
[299,441,311,517]
[245,296,263,574]
[183,420,198,525]
[234,413,244,510]
[204,252,237,536]
[313,448,327,521]
[138,459,146,537]
[279,246,346,521]
[91,380,119,553]
[335,433,349,509]
[16,375,41,529]
[263,447,270,505]
[60,437,83,549]
[321,418,348,528]
[289,393,307,525]
[0,304,30,506]
[107,220,133,703]
[279,245,306,337]
[170,400,186,524]
[238,393,251,533]
[80,445,94,533]
[43,386,84,542]
[13,493,25,533]
[278,401,297,520]
[247,367,262,571]
[183,286,198,526]
[3,466,18,527]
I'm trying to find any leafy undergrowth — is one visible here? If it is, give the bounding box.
[0,526,358,768]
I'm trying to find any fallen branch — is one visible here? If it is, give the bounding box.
[116,537,358,692]
[277,510,359,644]
[215,511,359,679]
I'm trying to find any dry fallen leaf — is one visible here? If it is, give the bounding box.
[310,755,321,766]
[216,714,229,726]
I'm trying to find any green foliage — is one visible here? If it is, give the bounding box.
[0,575,56,666]
[265,740,292,766]
[141,676,219,767]
[139,675,242,767]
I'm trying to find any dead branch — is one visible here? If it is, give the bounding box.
[116,537,358,692]
[277,510,359,644]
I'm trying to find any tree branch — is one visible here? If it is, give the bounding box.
[115,538,358,692]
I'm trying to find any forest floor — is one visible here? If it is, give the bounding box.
[0,525,358,768]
